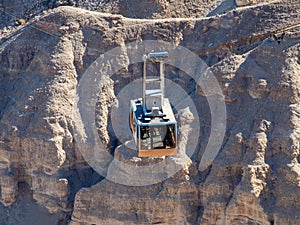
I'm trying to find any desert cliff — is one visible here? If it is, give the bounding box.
[1,0,300,224]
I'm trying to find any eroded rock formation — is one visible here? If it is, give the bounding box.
[0,0,300,224]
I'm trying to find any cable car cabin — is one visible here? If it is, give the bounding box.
[129,98,177,157]
[129,51,178,157]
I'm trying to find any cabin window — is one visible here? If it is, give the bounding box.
[129,112,137,142]
[139,124,176,150]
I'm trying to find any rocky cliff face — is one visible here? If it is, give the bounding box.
[0,0,300,224]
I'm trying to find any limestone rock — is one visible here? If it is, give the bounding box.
[0,1,300,224]
[0,172,18,206]
[70,174,199,225]
[235,0,274,7]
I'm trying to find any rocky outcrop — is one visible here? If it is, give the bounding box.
[69,107,198,224]
[70,173,199,225]
[0,0,300,224]
[235,0,275,7]
[93,0,224,18]
[199,24,300,224]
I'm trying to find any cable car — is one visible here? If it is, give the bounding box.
[129,51,178,157]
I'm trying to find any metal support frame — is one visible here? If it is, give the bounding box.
[159,61,164,107]
[142,52,168,112]
[143,56,147,110]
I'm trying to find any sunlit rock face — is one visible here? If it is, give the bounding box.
[0,0,300,224]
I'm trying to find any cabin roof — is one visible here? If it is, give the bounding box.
[130,98,176,125]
